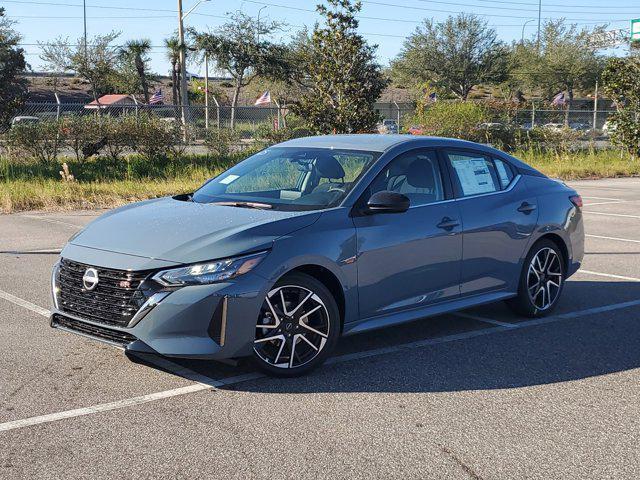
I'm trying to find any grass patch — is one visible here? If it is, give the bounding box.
[516,149,640,180]
[1,149,638,213]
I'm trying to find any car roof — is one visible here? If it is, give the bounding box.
[277,134,544,176]
[279,134,490,152]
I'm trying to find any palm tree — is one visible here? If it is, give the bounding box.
[119,39,152,102]
[164,37,181,105]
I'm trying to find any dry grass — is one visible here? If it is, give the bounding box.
[517,149,640,180]
[1,149,638,213]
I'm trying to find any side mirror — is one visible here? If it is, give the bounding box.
[366,191,410,214]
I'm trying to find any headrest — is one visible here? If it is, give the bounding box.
[315,155,345,179]
[406,159,435,188]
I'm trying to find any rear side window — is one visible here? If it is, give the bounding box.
[494,158,515,189]
[444,151,515,197]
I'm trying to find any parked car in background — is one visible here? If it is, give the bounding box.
[51,135,584,377]
[569,122,590,131]
[542,123,565,131]
[10,116,40,127]
[602,121,616,134]
[377,119,399,134]
[478,122,506,130]
[407,125,424,135]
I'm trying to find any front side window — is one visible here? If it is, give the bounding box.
[365,149,444,207]
[192,147,378,211]
[445,151,501,197]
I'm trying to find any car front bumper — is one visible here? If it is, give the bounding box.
[50,254,270,360]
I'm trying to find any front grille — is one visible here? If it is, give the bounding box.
[52,314,137,346]
[57,258,152,327]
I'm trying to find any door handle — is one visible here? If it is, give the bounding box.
[517,202,537,214]
[437,217,460,230]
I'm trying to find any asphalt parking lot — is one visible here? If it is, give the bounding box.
[1,177,640,479]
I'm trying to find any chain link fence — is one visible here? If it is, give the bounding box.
[10,101,618,141]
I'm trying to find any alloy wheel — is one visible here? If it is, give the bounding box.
[527,247,563,311]
[253,285,330,369]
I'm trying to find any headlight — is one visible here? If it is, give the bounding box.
[152,251,267,286]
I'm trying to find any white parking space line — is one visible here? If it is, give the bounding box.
[453,312,518,328]
[0,384,211,433]
[3,293,640,433]
[19,215,82,229]
[0,289,51,317]
[583,201,623,206]
[586,234,640,244]
[584,212,640,219]
[582,196,623,201]
[577,270,640,282]
[0,290,225,391]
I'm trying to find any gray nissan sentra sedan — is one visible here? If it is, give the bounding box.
[51,135,584,376]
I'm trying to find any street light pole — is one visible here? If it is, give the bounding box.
[522,19,535,43]
[83,0,87,60]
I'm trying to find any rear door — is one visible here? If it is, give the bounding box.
[442,149,538,296]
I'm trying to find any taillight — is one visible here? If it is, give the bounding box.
[570,195,583,208]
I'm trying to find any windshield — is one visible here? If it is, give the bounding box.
[192,147,380,211]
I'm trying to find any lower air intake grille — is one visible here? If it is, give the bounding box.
[52,314,137,346]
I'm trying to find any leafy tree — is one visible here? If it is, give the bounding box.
[118,39,153,102]
[392,14,508,100]
[0,8,28,127]
[292,0,388,133]
[191,12,286,128]
[164,36,182,105]
[40,31,121,101]
[512,20,605,124]
[602,56,640,158]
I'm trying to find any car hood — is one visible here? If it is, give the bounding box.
[70,197,321,264]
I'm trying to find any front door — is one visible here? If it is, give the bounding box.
[353,149,463,320]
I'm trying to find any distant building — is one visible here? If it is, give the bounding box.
[84,94,135,109]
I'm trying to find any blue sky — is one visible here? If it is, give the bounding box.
[5,0,639,76]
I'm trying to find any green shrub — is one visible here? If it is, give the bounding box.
[101,116,132,162]
[204,128,240,157]
[5,121,63,163]
[61,115,105,161]
[414,101,491,141]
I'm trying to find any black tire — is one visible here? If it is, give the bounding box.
[506,239,566,318]
[252,272,341,377]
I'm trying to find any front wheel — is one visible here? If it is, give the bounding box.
[507,239,565,317]
[252,272,340,377]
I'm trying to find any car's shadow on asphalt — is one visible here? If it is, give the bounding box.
[135,280,640,394]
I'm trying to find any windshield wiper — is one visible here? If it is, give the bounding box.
[212,201,273,210]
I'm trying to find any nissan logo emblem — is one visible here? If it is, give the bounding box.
[82,268,99,291]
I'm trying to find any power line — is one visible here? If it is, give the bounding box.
[4,0,633,25]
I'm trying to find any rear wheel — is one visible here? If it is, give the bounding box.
[507,239,565,317]
[252,272,340,377]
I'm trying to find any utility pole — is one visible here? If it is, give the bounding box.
[177,0,189,128]
[593,81,599,131]
[204,53,209,130]
[536,0,542,52]
[83,0,88,60]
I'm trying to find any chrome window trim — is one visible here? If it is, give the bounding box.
[453,174,522,201]
[401,175,521,211]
